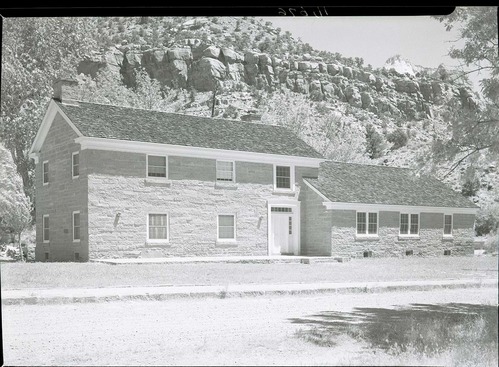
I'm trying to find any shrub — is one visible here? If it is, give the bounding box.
[365,124,385,159]
[461,176,480,197]
[387,128,409,150]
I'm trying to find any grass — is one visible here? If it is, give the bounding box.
[1,256,497,290]
[294,302,498,367]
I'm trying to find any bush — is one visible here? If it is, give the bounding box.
[365,124,385,159]
[387,128,409,150]
[461,176,480,197]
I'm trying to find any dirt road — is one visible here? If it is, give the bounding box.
[2,288,497,366]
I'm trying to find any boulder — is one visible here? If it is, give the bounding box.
[319,63,327,73]
[259,53,272,67]
[298,61,319,72]
[326,63,341,76]
[203,46,221,59]
[244,63,259,85]
[344,85,362,107]
[394,79,420,93]
[167,48,193,62]
[244,51,260,65]
[189,57,226,91]
[419,82,433,101]
[342,66,353,79]
[361,91,374,109]
[309,80,324,100]
[220,48,243,64]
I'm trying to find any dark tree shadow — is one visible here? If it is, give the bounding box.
[290,303,498,355]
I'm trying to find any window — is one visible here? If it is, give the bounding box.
[72,152,80,178]
[44,252,49,261]
[43,161,49,185]
[148,214,168,241]
[73,211,81,242]
[363,250,373,258]
[357,212,378,235]
[147,155,167,178]
[444,250,451,256]
[43,215,50,242]
[400,213,419,235]
[275,165,291,189]
[444,214,453,236]
[289,216,292,235]
[405,249,414,256]
[218,215,235,240]
[271,207,292,212]
[74,253,80,261]
[216,161,234,182]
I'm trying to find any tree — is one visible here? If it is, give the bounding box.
[431,7,499,178]
[387,128,409,150]
[0,144,32,261]
[365,124,386,159]
[1,17,99,203]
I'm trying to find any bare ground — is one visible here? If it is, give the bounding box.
[2,287,497,366]
[1,256,497,290]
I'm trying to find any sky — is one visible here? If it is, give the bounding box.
[262,15,463,69]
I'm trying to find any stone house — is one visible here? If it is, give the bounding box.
[28,81,478,261]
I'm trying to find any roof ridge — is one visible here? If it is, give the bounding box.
[325,160,415,171]
[61,99,284,128]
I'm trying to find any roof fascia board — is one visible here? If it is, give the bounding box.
[75,136,326,167]
[303,179,331,203]
[29,100,83,155]
[323,201,478,214]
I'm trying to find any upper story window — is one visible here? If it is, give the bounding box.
[43,161,49,185]
[275,165,291,189]
[43,215,50,242]
[216,161,235,182]
[357,212,378,235]
[443,214,453,236]
[148,213,168,241]
[72,152,80,178]
[400,213,419,236]
[73,211,81,242]
[147,155,167,178]
[218,214,236,241]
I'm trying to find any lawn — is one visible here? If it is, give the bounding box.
[1,256,497,290]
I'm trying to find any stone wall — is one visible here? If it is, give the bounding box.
[299,183,332,256]
[330,210,475,258]
[87,175,272,258]
[35,112,88,262]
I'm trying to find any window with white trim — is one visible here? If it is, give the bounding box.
[216,161,234,182]
[148,214,168,241]
[443,214,453,236]
[357,212,378,235]
[43,215,50,242]
[147,155,167,178]
[43,161,49,185]
[218,214,235,240]
[72,152,80,178]
[400,213,419,235]
[73,211,81,241]
[275,166,291,189]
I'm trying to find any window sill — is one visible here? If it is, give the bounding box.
[215,182,238,190]
[72,176,79,180]
[272,188,295,196]
[355,235,379,241]
[144,178,172,186]
[442,236,454,242]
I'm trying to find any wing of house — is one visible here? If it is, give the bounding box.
[28,80,478,261]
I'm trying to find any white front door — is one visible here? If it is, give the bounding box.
[270,208,295,255]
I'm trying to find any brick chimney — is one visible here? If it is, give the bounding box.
[52,79,79,104]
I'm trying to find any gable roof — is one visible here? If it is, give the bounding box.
[52,100,323,159]
[304,161,478,209]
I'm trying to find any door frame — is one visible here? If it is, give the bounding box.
[267,197,300,256]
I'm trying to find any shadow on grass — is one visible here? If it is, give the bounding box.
[290,303,498,357]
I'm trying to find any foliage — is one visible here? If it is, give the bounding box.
[431,7,499,177]
[475,204,499,236]
[365,124,386,159]
[0,144,32,261]
[387,128,409,150]
[1,17,99,201]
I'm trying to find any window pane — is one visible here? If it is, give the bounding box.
[74,227,80,240]
[74,213,80,227]
[444,215,452,235]
[218,215,235,239]
[289,216,292,235]
[43,217,49,241]
[400,214,409,234]
[357,212,366,234]
[148,156,167,177]
[276,166,291,189]
[368,213,377,234]
[410,214,419,234]
[148,214,167,240]
[216,161,234,181]
[73,153,79,165]
[73,153,79,176]
[219,215,234,227]
[43,162,49,183]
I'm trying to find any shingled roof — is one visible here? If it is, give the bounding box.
[56,101,323,159]
[304,161,477,208]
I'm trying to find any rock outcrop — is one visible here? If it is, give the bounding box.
[78,44,478,120]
